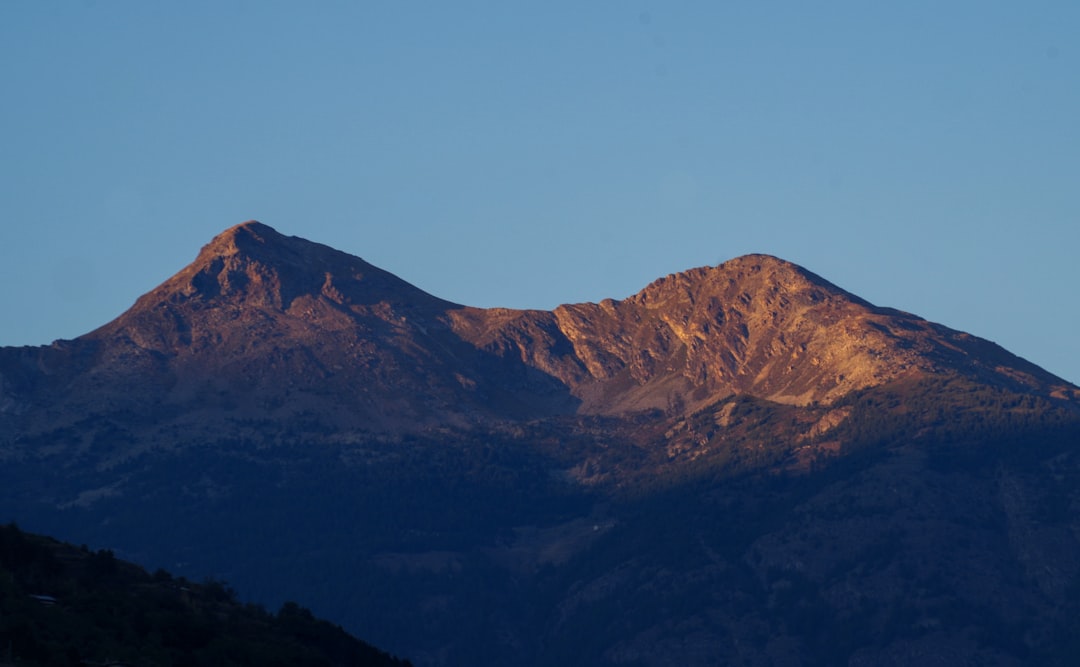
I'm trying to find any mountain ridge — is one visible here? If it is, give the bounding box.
[4,221,1080,665]
[1,221,1075,443]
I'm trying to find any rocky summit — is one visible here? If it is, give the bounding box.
[2,221,1080,666]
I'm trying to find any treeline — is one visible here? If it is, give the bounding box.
[0,522,411,667]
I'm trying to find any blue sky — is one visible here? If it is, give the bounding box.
[2,2,1078,384]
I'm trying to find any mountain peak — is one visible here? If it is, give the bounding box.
[712,254,863,299]
[140,222,452,312]
[192,220,323,272]
[199,220,280,258]
[628,252,869,315]
[81,222,457,361]
[169,221,329,309]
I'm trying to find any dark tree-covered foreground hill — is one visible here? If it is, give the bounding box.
[2,221,1080,665]
[0,523,410,667]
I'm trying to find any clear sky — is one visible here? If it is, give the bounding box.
[2,2,1078,384]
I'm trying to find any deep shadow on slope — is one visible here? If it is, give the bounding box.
[4,379,1080,666]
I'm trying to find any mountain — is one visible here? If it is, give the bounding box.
[2,221,1071,436]
[2,221,1080,665]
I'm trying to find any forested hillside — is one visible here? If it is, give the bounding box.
[0,523,410,667]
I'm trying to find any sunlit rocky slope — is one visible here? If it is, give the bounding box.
[1,221,1072,438]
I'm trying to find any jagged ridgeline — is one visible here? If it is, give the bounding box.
[2,222,1080,666]
[0,523,410,667]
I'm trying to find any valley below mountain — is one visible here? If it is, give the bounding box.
[2,221,1080,666]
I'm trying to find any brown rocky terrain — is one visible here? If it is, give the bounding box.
[452,253,1074,413]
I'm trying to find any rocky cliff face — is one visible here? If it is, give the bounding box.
[453,254,1072,413]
